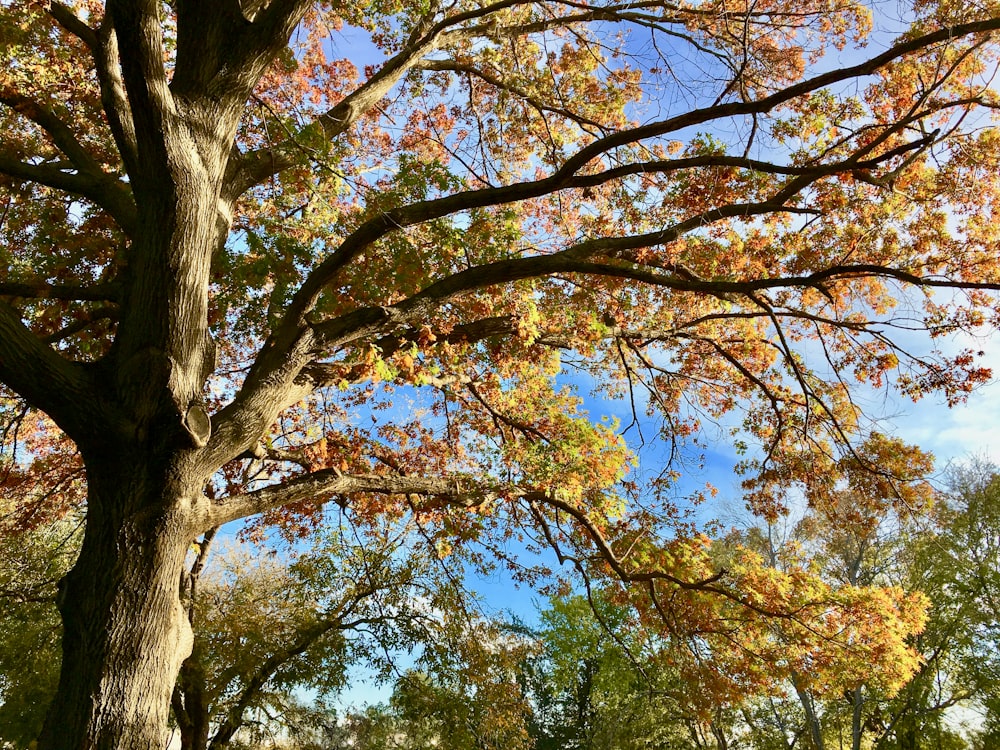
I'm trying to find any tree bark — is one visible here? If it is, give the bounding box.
[791,673,825,750]
[851,685,863,750]
[37,451,199,750]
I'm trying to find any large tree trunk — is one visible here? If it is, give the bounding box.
[37,451,199,750]
[28,65,239,743]
[2,6,304,749]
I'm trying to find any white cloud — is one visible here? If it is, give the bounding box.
[884,326,1000,467]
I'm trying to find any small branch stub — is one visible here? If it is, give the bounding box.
[183,404,211,448]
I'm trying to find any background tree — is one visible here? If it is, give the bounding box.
[325,609,536,750]
[754,434,935,750]
[0,513,80,747]
[3,0,1000,746]
[0,504,502,750]
[882,462,1000,750]
[729,454,1000,750]
[170,515,477,750]
[520,593,703,750]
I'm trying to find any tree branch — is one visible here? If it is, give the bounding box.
[226,0,548,196]
[0,94,106,179]
[413,59,610,132]
[208,597,380,750]
[204,154,902,475]
[106,0,175,184]
[277,118,932,342]
[206,16,1000,491]
[0,151,136,234]
[95,17,139,176]
[0,300,101,439]
[208,471,497,528]
[43,306,119,345]
[215,0,313,95]
[0,280,119,303]
[228,16,1000,197]
[47,2,99,47]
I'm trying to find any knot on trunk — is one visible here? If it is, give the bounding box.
[183,404,212,448]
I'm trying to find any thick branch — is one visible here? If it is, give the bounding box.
[305,198,813,349]
[298,315,516,388]
[174,0,310,106]
[0,151,136,234]
[0,300,100,439]
[209,471,495,527]
[0,94,106,179]
[209,618,355,748]
[106,0,174,184]
[213,0,312,97]
[0,280,119,303]
[96,18,139,175]
[208,581,380,749]
[48,2,99,47]
[208,16,1000,482]
[559,18,1000,177]
[279,119,931,341]
[204,164,880,474]
[227,0,545,195]
[215,467,763,615]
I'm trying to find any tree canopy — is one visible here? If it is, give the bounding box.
[2,0,1000,746]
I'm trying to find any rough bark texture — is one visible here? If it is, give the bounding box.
[12,7,322,748]
[38,453,199,750]
[173,655,212,750]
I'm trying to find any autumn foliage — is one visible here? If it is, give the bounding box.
[2,0,1000,745]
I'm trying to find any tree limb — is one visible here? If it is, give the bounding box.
[0,280,120,303]
[0,151,136,234]
[208,471,499,528]
[228,16,1000,197]
[106,0,175,184]
[208,602,380,750]
[0,300,101,439]
[95,16,139,176]
[47,2,99,47]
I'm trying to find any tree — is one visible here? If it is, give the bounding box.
[3,0,1000,746]
[521,593,701,750]
[326,608,537,750]
[746,434,936,750]
[733,455,1000,750]
[170,517,467,750]
[884,462,1000,750]
[0,501,485,750]
[0,514,80,747]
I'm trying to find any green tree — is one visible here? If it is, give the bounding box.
[171,517,467,750]
[0,515,79,747]
[883,463,1000,750]
[328,612,536,750]
[523,593,709,750]
[0,509,483,750]
[4,1,1000,746]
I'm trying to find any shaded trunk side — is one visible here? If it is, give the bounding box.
[37,458,197,750]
